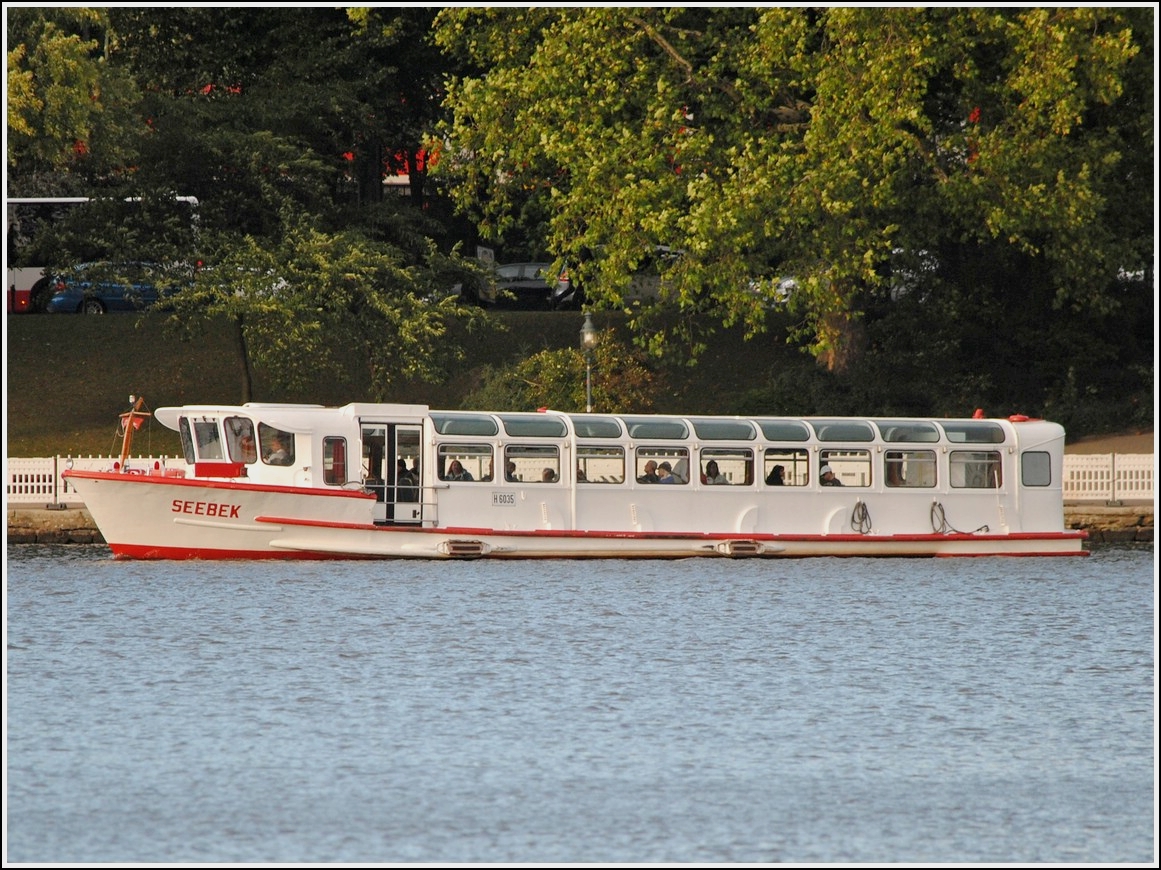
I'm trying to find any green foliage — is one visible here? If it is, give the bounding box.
[163,217,488,402]
[461,330,661,413]
[433,7,1150,373]
[7,8,141,181]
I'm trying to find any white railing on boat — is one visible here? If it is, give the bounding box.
[4,453,1155,508]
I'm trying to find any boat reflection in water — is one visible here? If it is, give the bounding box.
[63,401,1087,559]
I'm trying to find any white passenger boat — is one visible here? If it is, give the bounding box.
[62,400,1088,559]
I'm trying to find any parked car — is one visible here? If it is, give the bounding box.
[458,261,561,309]
[44,262,184,314]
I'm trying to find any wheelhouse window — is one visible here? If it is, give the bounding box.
[577,446,624,483]
[225,416,257,464]
[322,437,347,486]
[438,444,492,481]
[820,449,871,487]
[193,418,224,460]
[700,448,753,485]
[950,450,1002,488]
[505,445,560,483]
[259,423,295,466]
[636,447,689,484]
[763,448,809,486]
[1021,451,1052,487]
[177,417,196,464]
[885,449,936,487]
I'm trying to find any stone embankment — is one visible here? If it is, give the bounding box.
[7,504,1153,546]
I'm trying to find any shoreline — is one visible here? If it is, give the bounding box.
[8,504,1153,547]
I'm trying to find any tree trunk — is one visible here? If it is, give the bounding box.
[234,314,254,403]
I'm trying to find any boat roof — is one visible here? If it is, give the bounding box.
[153,402,1063,444]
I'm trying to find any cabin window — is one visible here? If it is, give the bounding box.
[499,414,568,438]
[225,416,257,464]
[431,413,499,436]
[884,449,936,487]
[577,446,625,483]
[623,417,689,440]
[177,417,196,465]
[635,447,690,484]
[811,420,875,442]
[259,423,295,466]
[1021,451,1052,487]
[322,437,347,486]
[570,416,623,438]
[691,419,756,441]
[762,448,809,486]
[950,450,1002,488]
[874,421,940,443]
[504,445,560,483]
[820,449,871,487]
[193,419,224,460]
[756,420,811,442]
[438,444,492,482]
[940,421,1006,444]
[700,448,753,485]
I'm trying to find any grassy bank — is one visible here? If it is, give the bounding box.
[6,310,803,456]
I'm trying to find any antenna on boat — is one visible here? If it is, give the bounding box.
[118,395,152,470]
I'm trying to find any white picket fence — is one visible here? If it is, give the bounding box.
[5,453,1155,508]
[6,455,189,508]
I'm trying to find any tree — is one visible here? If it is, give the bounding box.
[6,8,141,189]
[433,8,1149,372]
[462,330,660,413]
[164,217,486,403]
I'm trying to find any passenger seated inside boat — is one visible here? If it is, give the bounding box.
[505,460,519,482]
[657,462,677,483]
[766,464,785,485]
[637,460,659,483]
[397,459,419,501]
[702,460,728,485]
[819,464,843,486]
[444,459,473,481]
[541,467,557,482]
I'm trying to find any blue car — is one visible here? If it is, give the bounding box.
[44,263,178,314]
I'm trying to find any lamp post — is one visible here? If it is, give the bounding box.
[579,312,597,413]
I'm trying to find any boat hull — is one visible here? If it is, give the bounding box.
[66,471,1088,560]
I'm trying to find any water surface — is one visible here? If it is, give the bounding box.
[6,544,1155,863]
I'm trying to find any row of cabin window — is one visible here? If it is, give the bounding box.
[430,444,1026,489]
[184,416,296,467]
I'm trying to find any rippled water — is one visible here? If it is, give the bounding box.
[5,544,1155,863]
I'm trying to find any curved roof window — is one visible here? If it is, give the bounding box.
[431,413,499,437]
[939,421,1007,444]
[756,420,811,442]
[569,416,623,438]
[499,414,568,438]
[690,418,756,440]
[873,420,940,443]
[621,416,689,440]
[809,420,875,442]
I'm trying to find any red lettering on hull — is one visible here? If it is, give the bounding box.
[171,499,242,519]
